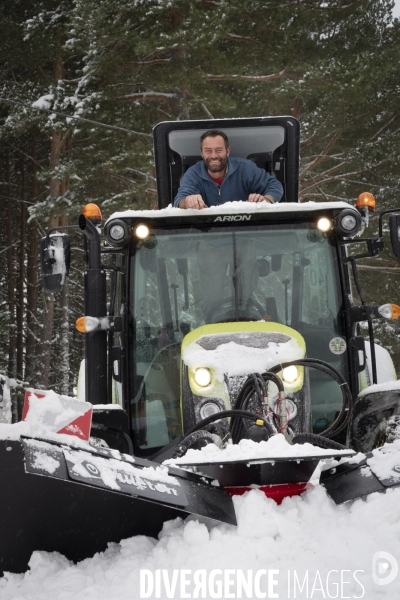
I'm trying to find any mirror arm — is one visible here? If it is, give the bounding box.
[378,208,400,237]
[46,224,81,247]
[340,237,384,262]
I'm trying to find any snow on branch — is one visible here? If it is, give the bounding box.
[126,168,156,182]
[371,113,399,141]
[205,69,286,82]
[225,34,255,44]
[123,92,175,102]
[357,265,400,274]
[129,59,171,66]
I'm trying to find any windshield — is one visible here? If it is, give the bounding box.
[130,224,346,454]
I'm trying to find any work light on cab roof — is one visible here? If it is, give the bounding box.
[82,203,102,225]
[356,192,376,212]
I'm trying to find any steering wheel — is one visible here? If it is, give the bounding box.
[205,296,266,324]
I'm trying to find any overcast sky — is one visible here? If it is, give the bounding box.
[393,0,400,19]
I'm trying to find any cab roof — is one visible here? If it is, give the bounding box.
[107,200,355,224]
[152,116,300,208]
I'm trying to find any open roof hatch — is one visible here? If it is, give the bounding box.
[153,117,300,209]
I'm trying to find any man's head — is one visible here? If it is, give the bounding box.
[200,130,230,174]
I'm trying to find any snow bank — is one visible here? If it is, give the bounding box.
[106,200,352,223]
[368,439,400,481]
[166,435,353,466]
[1,485,400,598]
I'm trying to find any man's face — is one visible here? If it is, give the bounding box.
[201,135,230,173]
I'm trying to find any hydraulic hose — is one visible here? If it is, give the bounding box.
[174,358,351,459]
[268,358,353,438]
[173,409,275,458]
[171,430,219,459]
[230,372,283,442]
[292,433,347,451]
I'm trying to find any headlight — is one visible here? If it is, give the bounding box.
[317,217,332,232]
[135,224,150,239]
[336,209,362,237]
[109,224,125,241]
[341,214,357,231]
[194,367,212,387]
[104,219,131,247]
[281,365,299,384]
[199,402,220,420]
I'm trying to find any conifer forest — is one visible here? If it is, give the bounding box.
[1,0,400,412]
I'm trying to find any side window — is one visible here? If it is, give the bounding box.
[302,242,338,328]
[111,269,124,406]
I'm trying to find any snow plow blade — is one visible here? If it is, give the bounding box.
[176,451,354,500]
[0,438,236,575]
[177,455,325,487]
[321,443,400,504]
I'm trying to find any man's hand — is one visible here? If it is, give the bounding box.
[178,195,207,209]
[247,193,274,203]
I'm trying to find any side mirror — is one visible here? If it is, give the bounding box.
[40,234,71,293]
[389,214,400,262]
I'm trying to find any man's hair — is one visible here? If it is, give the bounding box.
[200,130,229,149]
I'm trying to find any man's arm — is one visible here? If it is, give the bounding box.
[245,161,284,203]
[173,165,207,208]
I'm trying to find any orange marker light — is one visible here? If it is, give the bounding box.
[82,203,102,221]
[356,192,376,211]
[76,317,87,332]
[391,304,400,319]
[378,303,400,320]
[76,316,106,332]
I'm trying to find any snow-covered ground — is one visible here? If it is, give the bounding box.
[1,484,400,599]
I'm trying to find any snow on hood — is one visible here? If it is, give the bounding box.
[106,200,353,223]
[165,434,354,466]
[183,334,303,379]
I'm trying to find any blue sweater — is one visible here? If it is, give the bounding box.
[173,157,283,207]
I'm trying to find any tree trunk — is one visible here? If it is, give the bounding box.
[6,145,16,379]
[171,11,190,120]
[58,211,70,395]
[37,54,67,389]
[25,135,39,385]
[16,159,26,380]
[37,214,58,388]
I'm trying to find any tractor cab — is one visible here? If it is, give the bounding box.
[107,199,358,458]
[41,117,400,462]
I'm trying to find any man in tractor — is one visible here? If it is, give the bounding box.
[174,130,283,209]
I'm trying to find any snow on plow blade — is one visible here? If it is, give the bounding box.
[321,443,400,504]
[176,452,354,503]
[0,438,236,575]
